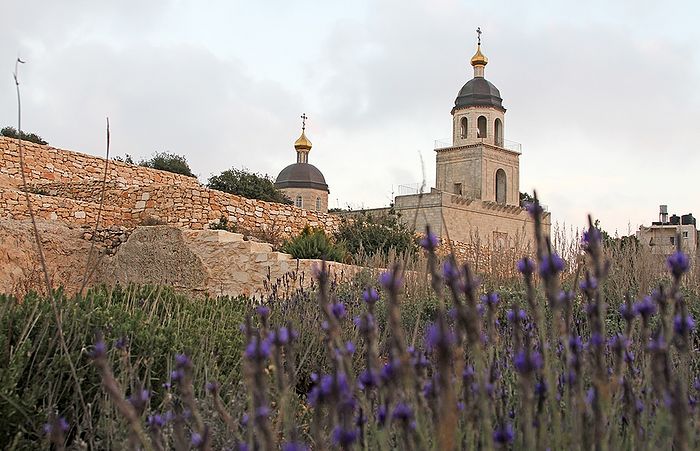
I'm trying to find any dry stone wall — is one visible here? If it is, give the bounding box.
[0,137,340,238]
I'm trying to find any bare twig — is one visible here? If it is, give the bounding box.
[79,117,111,294]
[13,58,92,445]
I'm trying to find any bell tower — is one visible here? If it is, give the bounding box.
[435,29,520,206]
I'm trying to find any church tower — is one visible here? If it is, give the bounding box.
[435,30,520,206]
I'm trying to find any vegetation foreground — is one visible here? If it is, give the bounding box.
[3,203,700,450]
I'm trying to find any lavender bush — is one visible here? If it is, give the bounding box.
[4,201,700,449]
[59,199,700,450]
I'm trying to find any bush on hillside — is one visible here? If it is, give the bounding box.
[207,168,292,204]
[334,209,417,262]
[139,151,196,177]
[1,126,48,145]
[280,226,346,262]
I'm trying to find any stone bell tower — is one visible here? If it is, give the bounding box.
[435,29,520,206]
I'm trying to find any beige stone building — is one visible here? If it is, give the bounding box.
[636,205,698,257]
[392,39,550,248]
[274,118,330,213]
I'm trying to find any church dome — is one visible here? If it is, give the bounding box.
[453,77,505,112]
[275,163,329,192]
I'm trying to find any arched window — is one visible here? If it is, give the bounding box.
[316,197,321,211]
[495,169,507,204]
[295,195,303,208]
[494,118,503,147]
[460,117,468,139]
[477,116,487,139]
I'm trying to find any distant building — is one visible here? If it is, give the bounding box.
[274,116,330,213]
[636,205,698,257]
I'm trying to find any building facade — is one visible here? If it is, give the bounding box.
[393,39,550,249]
[637,205,698,257]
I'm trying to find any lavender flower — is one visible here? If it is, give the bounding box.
[633,296,657,319]
[114,336,128,350]
[619,303,637,322]
[362,287,379,304]
[667,250,690,278]
[481,292,500,308]
[282,442,310,451]
[331,302,347,319]
[538,253,565,278]
[191,432,204,448]
[332,426,359,447]
[89,339,107,359]
[43,417,69,435]
[513,350,543,374]
[517,257,535,275]
[493,423,514,444]
[419,230,439,251]
[256,305,271,318]
[673,314,696,336]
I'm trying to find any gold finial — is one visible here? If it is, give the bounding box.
[471,27,488,67]
[294,113,312,150]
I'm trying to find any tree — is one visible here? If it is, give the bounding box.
[334,209,417,262]
[1,126,48,145]
[519,191,535,207]
[280,226,346,262]
[207,168,292,204]
[139,152,196,177]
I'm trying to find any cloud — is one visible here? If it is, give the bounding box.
[2,0,699,234]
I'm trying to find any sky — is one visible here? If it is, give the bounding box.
[2,0,700,235]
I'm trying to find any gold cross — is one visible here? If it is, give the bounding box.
[476,27,482,45]
[301,113,308,132]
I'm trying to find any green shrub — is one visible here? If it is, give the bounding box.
[139,151,196,177]
[334,209,417,262]
[1,126,48,145]
[281,226,346,262]
[207,168,292,204]
[210,215,237,232]
[0,286,247,448]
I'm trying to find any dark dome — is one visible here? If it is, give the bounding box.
[453,77,505,112]
[275,163,329,192]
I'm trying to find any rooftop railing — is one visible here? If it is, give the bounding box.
[434,138,522,153]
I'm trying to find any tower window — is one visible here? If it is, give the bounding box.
[295,196,303,208]
[460,117,468,139]
[670,236,675,245]
[494,118,503,147]
[477,116,487,139]
[495,168,507,204]
[316,197,321,211]
[453,183,462,195]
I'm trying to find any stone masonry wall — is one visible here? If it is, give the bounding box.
[0,137,340,238]
[0,136,200,188]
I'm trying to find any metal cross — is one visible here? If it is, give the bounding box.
[476,27,482,45]
[301,113,308,131]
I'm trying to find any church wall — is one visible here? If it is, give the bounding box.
[394,191,550,252]
[481,146,520,206]
[281,187,328,214]
[435,147,482,198]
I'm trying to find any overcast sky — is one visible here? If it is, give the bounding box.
[3,0,699,235]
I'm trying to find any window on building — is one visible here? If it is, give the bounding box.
[316,197,321,211]
[683,231,689,238]
[495,169,507,204]
[295,196,303,208]
[454,183,462,195]
[460,117,468,139]
[477,116,487,139]
[494,118,503,147]
[670,236,675,245]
